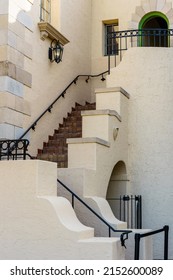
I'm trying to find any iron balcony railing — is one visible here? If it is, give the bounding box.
[0,139,32,160]
[2,29,172,159]
[107,28,173,66]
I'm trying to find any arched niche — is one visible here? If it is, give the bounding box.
[106,161,128,219]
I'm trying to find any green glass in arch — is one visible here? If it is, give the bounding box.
[138,11,169,47]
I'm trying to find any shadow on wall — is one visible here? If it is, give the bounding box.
[106,161,128,219]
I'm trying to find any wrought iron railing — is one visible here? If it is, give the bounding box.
[57,178,132,248]
[18,71,108,140]
[0,72,108,160]
[2,29,171,159]
[107,195,142,229]
[134,225,169,260]
[107,28,173,66]
[0,139,32,160]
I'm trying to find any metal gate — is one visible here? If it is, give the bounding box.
[107,195,142,229]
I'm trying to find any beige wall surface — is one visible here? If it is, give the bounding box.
[91,0,140,74]
[90,0,173,97]
[0,0,93,154]
[107,47,173,259]
[24,0,93,155]
[0,160,124,260]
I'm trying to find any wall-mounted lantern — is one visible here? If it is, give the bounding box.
[48,39,63,63]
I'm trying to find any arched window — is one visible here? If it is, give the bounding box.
[139,12,169,47]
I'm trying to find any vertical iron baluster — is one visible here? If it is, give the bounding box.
[136,196,139,229]
[23,140,27,160]
[108,53,110,74]
[164,225,169,260]
[134,233,141,260]
[123,195,126,222]
[127,196,129,228]
[138,195,142,229]
[114,34,117,67]
[154,30,156,47]
[7,141,10,160]
[120,35,122,61]
[72,194,75,208]
[109,227,111,237]
[159,30,161,47]
[131,195,133,229]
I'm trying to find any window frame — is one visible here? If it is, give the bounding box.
[103,20,119,56]
[40,0,51,23]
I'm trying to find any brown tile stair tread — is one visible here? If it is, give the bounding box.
[37,102,96,167]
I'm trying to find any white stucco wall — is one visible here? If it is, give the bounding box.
[0,160,124,260]
[24,0,93,155]
[91,0,140,74]
[0,0,94,154]
[90,0,173,98]
[107,47,173,259]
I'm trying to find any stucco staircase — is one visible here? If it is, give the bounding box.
[37,102,96,167]
[38,86,138,257]
[57,87,131,236]
[37,86,131,233]
[0,86,152,259]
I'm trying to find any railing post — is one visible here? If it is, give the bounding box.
[109,227,111,237]
[108,54,110,74]
[134,233,141,260]
[164,225,169,260]
[136,195,142,229]
[23,140,26,160]
[72,194,75,208]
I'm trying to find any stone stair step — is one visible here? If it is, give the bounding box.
[37,102,96,167]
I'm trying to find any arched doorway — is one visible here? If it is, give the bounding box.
[106,161,128,219]
[139,12,169,47]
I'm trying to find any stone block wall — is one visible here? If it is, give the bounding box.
[0,0,33,139]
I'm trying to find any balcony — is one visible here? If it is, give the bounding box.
[107,28,173,68]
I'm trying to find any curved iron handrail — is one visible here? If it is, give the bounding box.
[18,71,109,140]
[57,178,132,248]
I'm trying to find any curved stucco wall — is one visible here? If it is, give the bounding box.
[91,0,173,98]
[107,47,173,259]
[0,160,124,260]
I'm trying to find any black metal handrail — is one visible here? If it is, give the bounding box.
[57,178,132,248]
[0,139,32,160]
[107,28,173,66]
[0,71,109,160]
[134,225,169,260]
[18,71,109,141]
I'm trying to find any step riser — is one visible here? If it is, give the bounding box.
[37,102,96,166]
